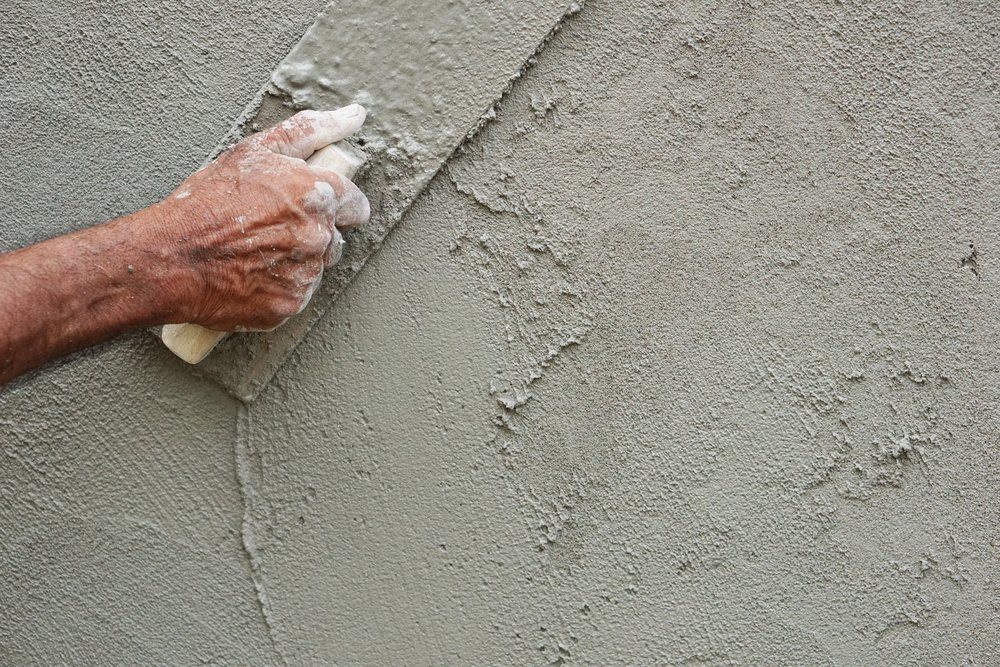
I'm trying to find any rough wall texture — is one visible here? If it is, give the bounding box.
[1,0,998,665]
[0,0,325,663]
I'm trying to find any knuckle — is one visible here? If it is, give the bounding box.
[271,127,297,149]
[301,180,338,213]
[284,111,318,135]
[309,227,333,254]
[286,222,329,257]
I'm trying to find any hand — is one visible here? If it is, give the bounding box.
[154,104,370,331]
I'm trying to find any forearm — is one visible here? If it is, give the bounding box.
[0,208,184,384]
[0,107,369,385]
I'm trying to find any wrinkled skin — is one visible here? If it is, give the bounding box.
[164,105,370,330]
[0,105,370,385]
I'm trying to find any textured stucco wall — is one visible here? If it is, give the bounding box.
[2,0,998,665]
[0,0,326,663]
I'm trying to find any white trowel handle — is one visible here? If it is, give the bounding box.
[161,141,366,364]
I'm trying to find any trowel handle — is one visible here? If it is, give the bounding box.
[161,141,366,364]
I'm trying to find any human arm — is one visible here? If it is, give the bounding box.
[0,104,370,385]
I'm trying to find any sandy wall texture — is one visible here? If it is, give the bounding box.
[2,0,998,665]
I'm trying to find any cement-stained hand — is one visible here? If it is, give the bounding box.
[160,105,370,332]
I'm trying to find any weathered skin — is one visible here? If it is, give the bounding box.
[0,106,370,384]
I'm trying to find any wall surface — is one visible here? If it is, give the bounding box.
[0,0,326,663]
[1,0,998,665]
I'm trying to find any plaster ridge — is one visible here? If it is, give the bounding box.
[234,403,287,665]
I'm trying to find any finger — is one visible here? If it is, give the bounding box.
[252,105,367,159]
[324,227,346,268]
[309,167,371,230]
[301,180,338,230]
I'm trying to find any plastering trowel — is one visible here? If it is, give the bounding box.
[160,141,366,365]
[158,0,581,402]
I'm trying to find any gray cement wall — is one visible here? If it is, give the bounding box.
[1,0,997,664]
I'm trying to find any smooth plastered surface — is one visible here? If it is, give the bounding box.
[2,0,998,664]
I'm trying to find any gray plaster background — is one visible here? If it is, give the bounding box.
[1,0,998,665]
[0,0,327,662]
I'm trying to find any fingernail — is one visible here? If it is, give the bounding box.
[343,103,364,117]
